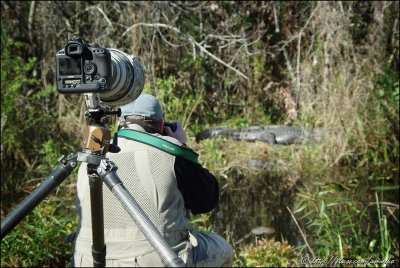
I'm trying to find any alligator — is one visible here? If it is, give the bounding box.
[195,125,324,145]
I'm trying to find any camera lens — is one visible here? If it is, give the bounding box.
[99,49,144,107]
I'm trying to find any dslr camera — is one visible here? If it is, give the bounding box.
[56,37,111,93]
[56,37,145,107]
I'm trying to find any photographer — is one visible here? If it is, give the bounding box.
[72,93,232,267]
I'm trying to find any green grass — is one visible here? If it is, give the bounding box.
[234,239,300,267]
[293,182,399,266]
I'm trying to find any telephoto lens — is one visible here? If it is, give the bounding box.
[99,49,145,107]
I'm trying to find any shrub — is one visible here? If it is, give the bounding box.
[1,190,77,267]
[234,239,300,267]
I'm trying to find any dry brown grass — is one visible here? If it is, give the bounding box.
[189,2,399,245]
[285,2,396,182]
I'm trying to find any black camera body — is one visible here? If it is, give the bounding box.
[56,37,112,93]
[163,122,177,133]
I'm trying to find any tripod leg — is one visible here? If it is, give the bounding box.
[1,154,78,240]
[87,165,106,267]
[96,159,186,268]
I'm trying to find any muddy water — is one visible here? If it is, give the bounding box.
[209,163,302,245]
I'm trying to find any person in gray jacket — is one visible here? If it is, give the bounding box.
[72,93,232,267]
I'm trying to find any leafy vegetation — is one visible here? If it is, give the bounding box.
[1,1,399,267]
[1,183,77,267]
[235,239,299,267]
[293,182,399,264]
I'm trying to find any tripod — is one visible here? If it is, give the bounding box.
[1,107,185,267]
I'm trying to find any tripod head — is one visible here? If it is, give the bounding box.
[81,93,121,158]
[85,107,121,123]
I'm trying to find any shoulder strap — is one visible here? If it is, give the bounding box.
[117,129,199,164]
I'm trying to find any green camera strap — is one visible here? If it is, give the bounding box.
[117,129,199,164]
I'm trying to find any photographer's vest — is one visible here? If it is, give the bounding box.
[74,124,193,266]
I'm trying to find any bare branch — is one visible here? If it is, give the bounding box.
[150,27,158,95]
[287,206,316,259]
[122,22,250,80]
[274,2,319,100]
[200,34,244,45]
[63,18,73,33]
[283,49,296,85]
[96,5,115,30]
[295,3,320,106]
[157,29,182,48]
[275,35,298,51]
[273,1,280,33]
[28,1,36,43]
[190,36,249,80]
[70,5,99,21]
[122,22,181,37]
[192,41,196,60]
[295,33,302,106]
[229,44,246,65]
